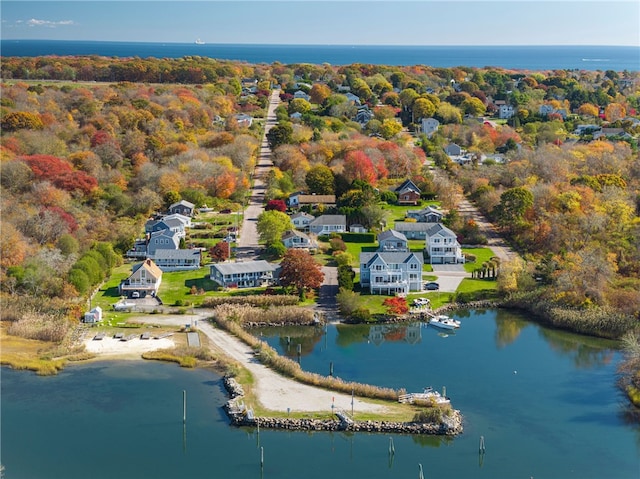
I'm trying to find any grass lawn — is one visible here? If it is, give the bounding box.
[344,241,377,267]
[462,247,496,273]
[379,201,441,224]
[456,277,497,294]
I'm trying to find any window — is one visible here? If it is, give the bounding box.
[410,263,418,269]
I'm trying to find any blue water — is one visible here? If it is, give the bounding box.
[2,310,639,478]
[2,40,639,71]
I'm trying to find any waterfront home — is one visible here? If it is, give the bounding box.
[119,259,163,298]
[146,229,180,257]
[394,179,421,206]
[359,251,424,295]
[424,223,465,264]
[282,229,317,250]
[209,260,278,288]
[406,206,443,223]
[152,248,201,271]
[377,229,409,252]
[393,221,432,240]
[168,200,195,217]
[308,215,347,235]
[145,217,186,239]
[290,211,315,231]
[163,212,192,228]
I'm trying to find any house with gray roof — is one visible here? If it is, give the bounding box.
[209,260,278,288]
[152,249,201,271]
[406,206,443,223]
[393,221,432,240]
[290,211,315,231]
[424,223,464,264]
[377,229,409,252]
[309,215,346,235]
[169,200,195,217]
[146,229,180,257]
[359,252,424,295]
[282,230,317,250]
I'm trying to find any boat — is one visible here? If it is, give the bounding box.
[195,39,205,45]
[399,387,450,405]
[428,314,460,330]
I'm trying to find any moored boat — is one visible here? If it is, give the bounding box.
[428,314,460,330]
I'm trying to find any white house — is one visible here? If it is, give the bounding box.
[282,230,317,250]
[349,224,367,233]
[377,229,409,252]
[290,212,315,231]
[163,213,192,228]
[359,252,424,295]
[309,215,346,235]
[293,90,311,102]
[424,224,465,264]
[209,260,278,288]
[421,118,440,138]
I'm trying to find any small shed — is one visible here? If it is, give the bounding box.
[84,306,103,324]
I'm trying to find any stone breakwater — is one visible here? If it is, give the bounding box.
[222,376,463,436]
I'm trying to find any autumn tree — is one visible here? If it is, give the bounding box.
[343,150,377,185]
[278,249,324,298]
[309,83,331,105]
[265,199,287,212]
[209,241,230,262]
[305,164,335,195]
[383,296,409,315]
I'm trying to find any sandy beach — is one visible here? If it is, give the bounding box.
[85,313,390,414]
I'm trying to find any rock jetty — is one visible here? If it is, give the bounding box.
[222,376,463,436]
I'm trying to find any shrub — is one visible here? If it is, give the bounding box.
[329,237,347,252]
[349,307,372,322]
[340,232,376,243]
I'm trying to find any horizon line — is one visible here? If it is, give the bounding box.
[3,39,639,48]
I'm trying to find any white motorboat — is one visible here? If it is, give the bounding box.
[428,314,460,330]
[195,39,205,45]
[399,387,450,405]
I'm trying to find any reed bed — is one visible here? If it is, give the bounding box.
[142,345,216,368]
[7,311,72,342]
[212,303,317,326]
[202,295,300,308]
[213,312,401,401]
[504,291,637,339]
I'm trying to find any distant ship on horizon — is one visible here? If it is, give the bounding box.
[195,39,205,45]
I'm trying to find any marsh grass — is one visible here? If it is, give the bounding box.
[142,345,216,368]
[213,303,316,325]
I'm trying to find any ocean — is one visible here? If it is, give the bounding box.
[1,40,639,71]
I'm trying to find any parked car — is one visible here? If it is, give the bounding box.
[131,291,140,298]
[425,282,440,290]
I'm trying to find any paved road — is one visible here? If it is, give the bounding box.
[236,89,281,260]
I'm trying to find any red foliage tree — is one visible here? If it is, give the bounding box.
[21,154,98,196]
[43,206,78,233]
[383,297,409,315]
[278,249,324,298]
[343,150,377,185]
[265,199,287,212]
[209,241,230,262]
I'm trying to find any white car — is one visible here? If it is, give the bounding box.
[413,298,430,306]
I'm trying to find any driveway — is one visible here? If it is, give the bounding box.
[426,264,470,293]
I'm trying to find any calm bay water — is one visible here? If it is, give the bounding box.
[2,40,639,71]
[2,309,639,478]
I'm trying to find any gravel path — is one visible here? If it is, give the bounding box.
[127,313,390,414]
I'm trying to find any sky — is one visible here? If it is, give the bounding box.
[1,1,639,46]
